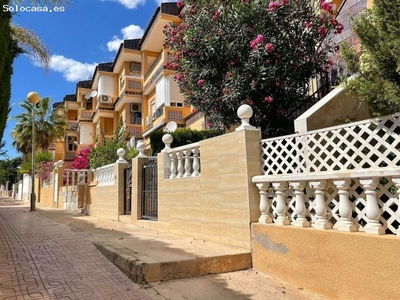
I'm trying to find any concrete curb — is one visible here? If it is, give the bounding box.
[93,241,252,284]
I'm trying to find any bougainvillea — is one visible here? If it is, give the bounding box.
[164,0,343,134]
[70,145,92,170]
[37,161,54,183]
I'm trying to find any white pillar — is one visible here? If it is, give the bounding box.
[310,180,331,230]
[256,183,273,224]
[272,181,290,225]
[334,179,357,232]
[290,181,310,227]
[192,147,200,177]
[169,152,177,179]
[176,150,184,178]
[183,149,191,177]
[360,178,385,235]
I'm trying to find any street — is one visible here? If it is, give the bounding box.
[0,197,149,300]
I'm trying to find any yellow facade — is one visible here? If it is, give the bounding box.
[58,3,199,162]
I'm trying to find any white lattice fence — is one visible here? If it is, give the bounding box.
[262,115,400,175]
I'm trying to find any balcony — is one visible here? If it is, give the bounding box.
[119,78,143,98]
[126,124,143,139]
[151,105,191,128]
[64,151,76,161]
[67,121,78,131]
[92,101,115,124]
[78,109,93,122]
[143,50,174,93]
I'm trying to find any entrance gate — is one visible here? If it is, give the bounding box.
[141,159,158,220]
[124,164,132,215]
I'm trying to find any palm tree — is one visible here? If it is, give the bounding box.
[12,97,67,157]
[0,0,70,146]
[9,0,70,70]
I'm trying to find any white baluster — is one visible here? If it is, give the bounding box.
[176,150,184,178]
[66,171,71,185]
[360,178,385,235]
[290,181,309,227]
[333,179,357,232]
[183,149,192,177]
[192,147,200,177]
[272,182,290,225]
[310,180,331,229]
[169,152,177,179]
[72,171,76,186]
[392,177,400,236]
[256,183,273,224]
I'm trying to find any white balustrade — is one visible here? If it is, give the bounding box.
[253,112,400,236]
[63,169,90,186]
[165,142,201,179]
[93,164,115,186]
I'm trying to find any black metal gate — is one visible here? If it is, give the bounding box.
[124,164,132,215]
[141,159,158,220]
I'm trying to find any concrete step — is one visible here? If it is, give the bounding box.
[34,206,252,284]
[94,241,251,283]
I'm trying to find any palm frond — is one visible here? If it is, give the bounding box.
[10,24,50,71]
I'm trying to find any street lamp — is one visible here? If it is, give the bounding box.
[27,91,40,211]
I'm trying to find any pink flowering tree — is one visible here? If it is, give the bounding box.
[164,0,343,134]
[70,145,92,170]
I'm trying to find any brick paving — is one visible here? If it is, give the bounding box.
[0,198,149,300]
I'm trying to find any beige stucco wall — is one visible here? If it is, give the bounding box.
[252,224,400,300]
[132,129,262,249]
[38,186,55,208]
[295,87,371,133]
[86,163,127,220]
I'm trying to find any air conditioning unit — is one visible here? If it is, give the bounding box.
[99,94,112,103]
[130,103,140,112]
[145,116,152,126]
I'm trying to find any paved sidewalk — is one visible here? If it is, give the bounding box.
[0,198,149,300]
[0,197,327,300]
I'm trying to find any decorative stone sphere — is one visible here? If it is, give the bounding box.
[137,140,145,152]
[237,104,253,120]
[117,148,126,157]
[162,133,173,145]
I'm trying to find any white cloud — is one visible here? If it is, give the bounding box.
[103,0,145,9]
[49,55,97,82]
[107,24,144,52]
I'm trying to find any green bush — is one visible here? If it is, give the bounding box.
[149,128,223,155]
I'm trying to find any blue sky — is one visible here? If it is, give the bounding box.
[5,0,173,158]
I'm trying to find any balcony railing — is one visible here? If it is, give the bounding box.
[127,125,143,138]
[152,105,191,127]
[79,109,92,121]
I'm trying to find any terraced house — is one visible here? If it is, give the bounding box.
[54,0,373,163]
[56,2,204,164]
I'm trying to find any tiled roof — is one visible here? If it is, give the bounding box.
[63,94,76,102]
